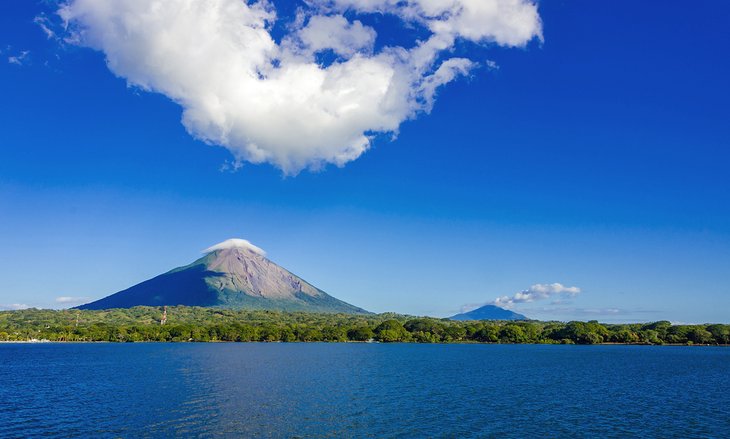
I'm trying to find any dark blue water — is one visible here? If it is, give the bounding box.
[1,343,728,438]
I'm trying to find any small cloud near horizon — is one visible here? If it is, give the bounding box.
[0,303,30,311]
[494,283,581,308]
[519,306,664,323]
[460,282,582,313]
[55,296,90,306]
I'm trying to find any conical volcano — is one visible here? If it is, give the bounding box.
[76,239,369,313]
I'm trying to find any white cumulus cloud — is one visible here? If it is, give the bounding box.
[56,0,542,174]
[295,15,376,58]
[493,283,581,307]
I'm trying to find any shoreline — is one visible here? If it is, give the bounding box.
[1,340,727,347]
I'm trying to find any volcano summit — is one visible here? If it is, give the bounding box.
[77,239,368,314]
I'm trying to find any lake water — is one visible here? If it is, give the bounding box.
[1,343,728,438]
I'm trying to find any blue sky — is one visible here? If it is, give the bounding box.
[1,0,728,322]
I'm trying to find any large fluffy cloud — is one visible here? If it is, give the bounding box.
[494,283,581,307]
[58,0,541,173]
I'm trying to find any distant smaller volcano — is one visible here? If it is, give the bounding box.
[450,304,527,321]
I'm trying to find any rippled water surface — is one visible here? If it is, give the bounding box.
[1,343,728,438]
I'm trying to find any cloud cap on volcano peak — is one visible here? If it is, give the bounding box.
[203,238,266,256]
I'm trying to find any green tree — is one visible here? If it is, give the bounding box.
[473,326,499,343]
[374,320,409,342]
[259,325,282,342]
[296,327,323,342]
[404,319,445,338]
[322,326,347,342]
[686,326,713,345]
[442,325,467,342]
[238,325,258,341]
[666,325,690,344]
[643,321,672,340]
[611,329,639,343]
[706,324,730,344]
[347,326,374,341]
[557,321,605,344]
[500,325,527,343]
[412,331,439,343]
[638,329,661,345]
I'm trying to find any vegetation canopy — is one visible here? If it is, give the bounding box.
[1,307,728,345]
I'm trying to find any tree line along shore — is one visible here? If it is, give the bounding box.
[0,307,728,345]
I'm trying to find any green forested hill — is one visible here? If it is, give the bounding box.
[0,307,728,345]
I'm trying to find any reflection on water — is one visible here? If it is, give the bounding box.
[1,343,729,437]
